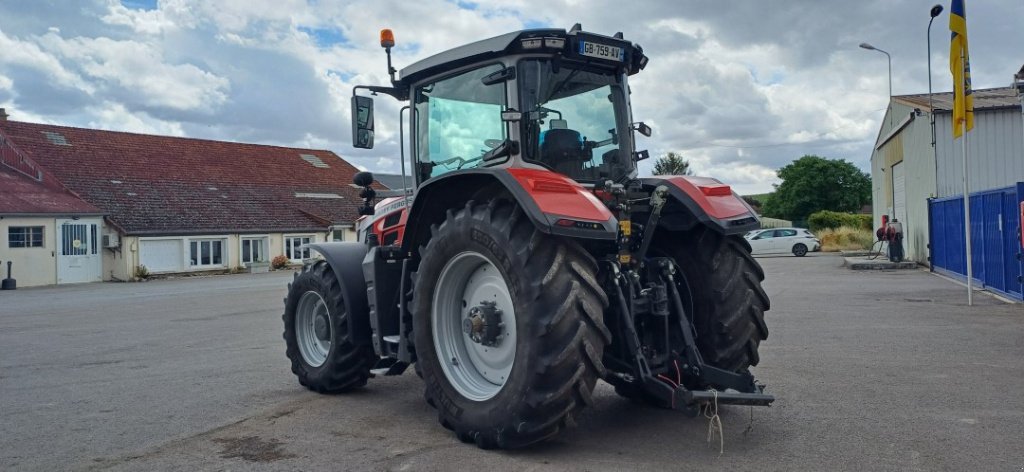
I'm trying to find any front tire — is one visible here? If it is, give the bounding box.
[412,200,610,449]
[283,261,377,393]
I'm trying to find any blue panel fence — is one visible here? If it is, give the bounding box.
[928,183,1024,301]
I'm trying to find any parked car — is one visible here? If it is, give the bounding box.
[745,227,820,256]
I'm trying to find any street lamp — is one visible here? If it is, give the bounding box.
[927,4,944,149]
[860,42,893,127]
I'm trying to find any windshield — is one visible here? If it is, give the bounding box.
[518,59,634,182]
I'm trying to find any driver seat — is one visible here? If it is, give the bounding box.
[539,128,586,175]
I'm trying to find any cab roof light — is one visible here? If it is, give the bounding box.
[380,29,395,48]
[521,38,542,49]
[544,37,565,49]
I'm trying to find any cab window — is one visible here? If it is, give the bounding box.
[414,64,508,181]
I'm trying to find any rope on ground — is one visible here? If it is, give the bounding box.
[704,389,724,455]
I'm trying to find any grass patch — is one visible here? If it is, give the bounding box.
[818,226,874,252]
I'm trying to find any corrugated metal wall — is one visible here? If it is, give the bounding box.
[929,183,1023,301]
[934,109,1024,197]
[870,102,937,263]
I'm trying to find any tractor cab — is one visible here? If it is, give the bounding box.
[352,25,651,187]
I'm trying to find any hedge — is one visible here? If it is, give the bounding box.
[807,210,872,232]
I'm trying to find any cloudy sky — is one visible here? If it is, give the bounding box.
[0,0,1020,194]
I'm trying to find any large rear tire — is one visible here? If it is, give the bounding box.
[412,200,610,449]
[661,227,770,373]
[283,261,377,393]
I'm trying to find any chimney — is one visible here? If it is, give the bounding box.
[0,108,8,121]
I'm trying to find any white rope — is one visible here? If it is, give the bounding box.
[704,390,724,455]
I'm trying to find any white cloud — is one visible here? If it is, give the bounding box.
[86,101,185,136]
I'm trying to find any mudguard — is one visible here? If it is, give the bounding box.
[303,242,372,346]
[642,176,760,235]
[401,168,618,253]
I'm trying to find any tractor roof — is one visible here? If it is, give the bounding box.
[397,27,647,86]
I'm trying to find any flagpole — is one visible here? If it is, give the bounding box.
[960,47,973,306]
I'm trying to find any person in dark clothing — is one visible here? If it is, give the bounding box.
[886,218,904,262]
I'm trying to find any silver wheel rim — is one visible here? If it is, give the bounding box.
[432,251,517,401]
[296,291,331,367]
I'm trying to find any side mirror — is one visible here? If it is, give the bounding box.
[633,122,652,137]
[351,95,375,149]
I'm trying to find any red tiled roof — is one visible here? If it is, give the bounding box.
[0,166,100,215]
[0,120,370,234]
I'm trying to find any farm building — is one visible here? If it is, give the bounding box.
[0,112,368,287]
[869,69,1023,301]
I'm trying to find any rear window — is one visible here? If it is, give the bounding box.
[777,229,797,237]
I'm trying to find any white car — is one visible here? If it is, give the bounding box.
[745,227,821,257]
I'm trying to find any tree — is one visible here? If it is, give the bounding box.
[741,196,763,214]
[652,152,692,175]
[761,155,871,222]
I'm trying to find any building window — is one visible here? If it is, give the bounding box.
[285,235,313,261]
[331,229,345,241]
[8,226,44,248]
[241,237,266,264]
[189,239,225,267]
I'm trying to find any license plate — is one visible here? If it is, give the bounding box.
[579,41,623,62]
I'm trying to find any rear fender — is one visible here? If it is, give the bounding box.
[304,242,372,346]
[643,176,760,235]
[402,169,618,254]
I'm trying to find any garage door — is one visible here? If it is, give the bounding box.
[139,239,184,273]
[892,161,907,228]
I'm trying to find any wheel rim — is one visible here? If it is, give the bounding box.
[795,245,806,256]
[296,291,332,367]
[432,251,517,401]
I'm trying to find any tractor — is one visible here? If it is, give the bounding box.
[281,24,772,449]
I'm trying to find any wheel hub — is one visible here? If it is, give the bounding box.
[462,301,503,347]
[314,313,331,341]
[432,251,517,401]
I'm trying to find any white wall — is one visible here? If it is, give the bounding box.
[0,216,57,287]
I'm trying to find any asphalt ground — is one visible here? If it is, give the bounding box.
[1,253,1021,471]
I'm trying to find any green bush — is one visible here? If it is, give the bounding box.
[808,211,872,232]
[135,265,150,280]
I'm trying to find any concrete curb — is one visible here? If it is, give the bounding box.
[843,257,918,270]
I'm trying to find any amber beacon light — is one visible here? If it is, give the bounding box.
[380,29,395,48]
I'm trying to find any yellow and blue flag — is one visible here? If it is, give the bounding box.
[949,0,974,138]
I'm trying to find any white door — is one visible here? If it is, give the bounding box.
[748,230,775,254]
[140,239,184,273]
[892,161,907,229]
[56,218,102,284]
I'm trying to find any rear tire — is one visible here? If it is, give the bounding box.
[657,227,769,373]
[283,261,377,393]
[792,243,808,257]
[412,200,610,449]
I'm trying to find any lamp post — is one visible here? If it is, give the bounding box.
[927,4,944,149]
[860,42,893,127]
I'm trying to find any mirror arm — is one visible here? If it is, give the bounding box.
[353,84,408,101]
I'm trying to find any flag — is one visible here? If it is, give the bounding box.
[949,0,974,138]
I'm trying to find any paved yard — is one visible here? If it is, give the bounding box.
[1,254,1021,471]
